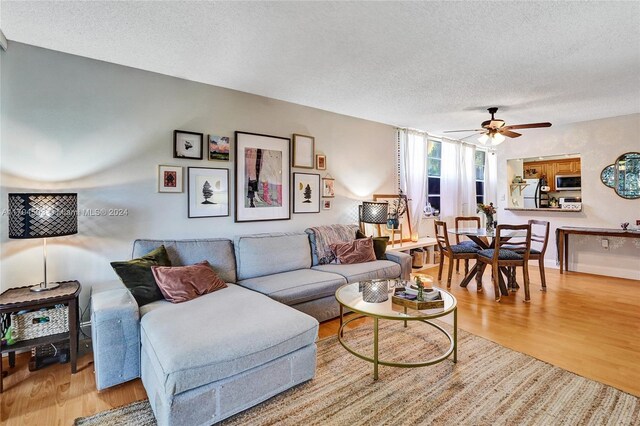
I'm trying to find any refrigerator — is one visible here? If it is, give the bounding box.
[523,178,541,208]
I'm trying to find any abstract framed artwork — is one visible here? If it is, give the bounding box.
[292,134,315,168]
[323,200,332,210]
[316,154,326,170]
[187,167,229,218]
[373,193,412,242]
[208,135,230,161]
[235,131,291,222]
[293,173,320,213]
[174,130,204,159]
[322,177,335,198]
[158,165,183,193]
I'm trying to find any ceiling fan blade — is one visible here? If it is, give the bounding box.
[499,129,522,138]
[460,132,485,140]
[443,129,484,133]
[503,122,552,130]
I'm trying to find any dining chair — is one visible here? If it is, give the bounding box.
[454,216,482,275]
[502,220,550,291]
[476,224,532,302]
[434,220,480,289]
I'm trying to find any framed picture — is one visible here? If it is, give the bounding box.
[158,165,183,193]
[373,193,412,242]
[174,130,204,159]
[292,134,315,168]
[293,173,320,213]
[188,167,229,218]
[323,200,332,210]
[208,135,230,161]
[316,154,326,170]
[322,177,335,198]
[235,132,291,222]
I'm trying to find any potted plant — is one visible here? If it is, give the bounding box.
[387,190,407,229]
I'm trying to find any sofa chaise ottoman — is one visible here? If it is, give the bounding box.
[92,238,318,426]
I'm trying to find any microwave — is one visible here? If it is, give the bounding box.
[556,174,581,191]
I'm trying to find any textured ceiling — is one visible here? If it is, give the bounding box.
[2,1,639,133]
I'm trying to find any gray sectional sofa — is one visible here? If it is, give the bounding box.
[91,231,411,426]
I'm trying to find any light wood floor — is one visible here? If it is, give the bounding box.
[2,263,639,425]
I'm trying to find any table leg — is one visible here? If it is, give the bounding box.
[564,232,569,273]
[460,263,479,288]
[453,307,458,363]
[339,305,344,337]
[559,230,564,274]
[403,307,407,328]
[497,268,509,296]
[476,263,487,290]
[1,354,4,393]
[69,298,79,374]
[373,317,379,380]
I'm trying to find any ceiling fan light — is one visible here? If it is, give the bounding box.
[478,134,489,144]
[492,133,506,145]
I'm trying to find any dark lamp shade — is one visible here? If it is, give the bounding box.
[360,201,388,224]
[8,193,78,239]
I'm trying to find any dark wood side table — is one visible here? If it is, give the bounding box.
[0,280,81,393]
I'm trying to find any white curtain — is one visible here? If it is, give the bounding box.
[398,129,427,240]
[440,139,477,226]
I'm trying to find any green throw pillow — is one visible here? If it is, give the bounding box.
[356,230,388,260]
[110,245,172,306]
[372,236,389,260]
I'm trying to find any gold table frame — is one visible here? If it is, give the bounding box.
[335,283,457,380]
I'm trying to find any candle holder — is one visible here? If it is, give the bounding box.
[361,280,389,303]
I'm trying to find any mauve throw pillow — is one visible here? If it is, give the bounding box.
[330,238,377,264]
[355,231,389,260]
[151,261,227,303]
[110,245,171,307]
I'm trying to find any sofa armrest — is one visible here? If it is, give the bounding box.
[385,251,412,280]
[90,280,141,390]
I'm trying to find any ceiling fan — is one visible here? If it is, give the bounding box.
[444,107,552,146]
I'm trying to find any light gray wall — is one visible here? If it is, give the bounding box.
[496,113,640,280]
[0,42,396,310]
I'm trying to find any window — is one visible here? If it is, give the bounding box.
[475,150,486,205]
[426,140,441,211]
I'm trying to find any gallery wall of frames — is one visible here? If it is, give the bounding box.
[159,129,336,221]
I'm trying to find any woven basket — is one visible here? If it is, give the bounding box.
[10,306,69,342]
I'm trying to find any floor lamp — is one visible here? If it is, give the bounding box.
[359,201,388,236]
[8,193,78,292]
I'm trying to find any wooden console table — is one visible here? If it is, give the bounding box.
[557,227,640,274]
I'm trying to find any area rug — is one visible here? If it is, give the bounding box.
[75,321,640,425]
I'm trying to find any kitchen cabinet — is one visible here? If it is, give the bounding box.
[523,158,581,192]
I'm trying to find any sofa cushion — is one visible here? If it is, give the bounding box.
[234,233,311,280]
[133,239,237,283]
[312,260,401,283]
[238,269,347,305]
[140,284,318,396]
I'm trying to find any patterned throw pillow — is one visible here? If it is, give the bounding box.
[151,261,227,303]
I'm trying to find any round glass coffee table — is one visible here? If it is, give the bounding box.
[335,281,457,380]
